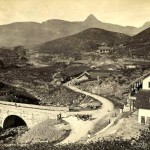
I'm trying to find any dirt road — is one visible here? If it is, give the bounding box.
[60,85,114,144]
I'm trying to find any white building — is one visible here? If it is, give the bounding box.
[135,73,150,125]
[96,46,113,54]
[125,64,136,69]
[142,75,150,90]
[138,108,150,125]
[74,71,91,84]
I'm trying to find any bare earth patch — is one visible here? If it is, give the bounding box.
[17,119,70,144]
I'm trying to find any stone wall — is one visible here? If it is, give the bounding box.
[0,101,68,128]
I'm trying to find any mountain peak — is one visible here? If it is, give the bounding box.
[85,14,99,22]
[143,21,150,27]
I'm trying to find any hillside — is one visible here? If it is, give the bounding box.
[0,47,28,68]
[137,21,150,34]
[35,28,130,55]
[0,14,149,47]
[123,27,150,58]
[132,27,150,42]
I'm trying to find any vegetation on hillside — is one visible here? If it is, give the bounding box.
[36,28,129,55]
[0,129,150,150]
[78,68,150,107]
[0,59,100,107]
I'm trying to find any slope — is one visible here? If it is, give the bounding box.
[35,28,130,55]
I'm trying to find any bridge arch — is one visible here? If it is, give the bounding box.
[3,115,27,129]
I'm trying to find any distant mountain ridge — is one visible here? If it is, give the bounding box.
[0,14,150,47]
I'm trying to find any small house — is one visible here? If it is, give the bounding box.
[64,65,91,81]
[119,44,125,48]
[88,70,112,80]
[96,46,113,54]
[130,72,150,125]
[129,72,150,97]
[70,71,91,85]
[136,90,150,125]
[125,64,137,69]
[142,73,150,90]
[75,71,91,83]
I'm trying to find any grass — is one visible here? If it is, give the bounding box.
[1,129,150,150]
[90,109,120,136]
[0,63,97,107]
[77,80,125,108]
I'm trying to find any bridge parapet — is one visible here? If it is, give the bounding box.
[0,101,69,129]
[0,100,69,111]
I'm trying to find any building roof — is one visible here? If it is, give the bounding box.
[53,72,65,79]
[64,66,91,77]
[135,90,150,109]
[77,71,91,79]
[129,71,150,86]
[88,70,112,79]
[98,46,112,50]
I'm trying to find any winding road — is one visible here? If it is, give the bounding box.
[60,84,114,144]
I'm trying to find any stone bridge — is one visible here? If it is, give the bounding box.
[0,101,68,129]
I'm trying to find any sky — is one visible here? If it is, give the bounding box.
[0,0,150,27]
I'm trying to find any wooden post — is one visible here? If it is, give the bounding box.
[128,89,132,115]
[132,99,134,112]
[130,99,132,115]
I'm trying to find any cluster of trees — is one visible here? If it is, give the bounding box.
[0,46,28,69]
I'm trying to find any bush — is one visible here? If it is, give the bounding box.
[0,129,150,150]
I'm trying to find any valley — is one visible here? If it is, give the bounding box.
[0,13,150,150]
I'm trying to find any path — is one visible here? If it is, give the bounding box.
[60,84,114,144]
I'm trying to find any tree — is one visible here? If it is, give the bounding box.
[13,46,27,57]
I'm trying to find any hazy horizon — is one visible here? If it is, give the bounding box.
[0,0,150,27]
